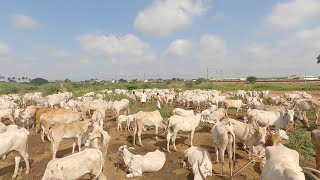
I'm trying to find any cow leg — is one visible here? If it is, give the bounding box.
[138,129,143,147]
[155,126,158,141]
[172,130,178,151]
[72,139,76,153]
[316,108,320,124]
[225,107,229,117]
[166,131,172,153]
[78,137,81,152]
[215,147,219,163]
[133,125,137,146]
[228,146,234,178]
[236,108,240,116]
[12,156,21,179]
[20,151,30,175]
[249,144,253,160]
[41,126,45,143]
[52,140,60,159]
[220,148,225,176]
[190,130,195,146]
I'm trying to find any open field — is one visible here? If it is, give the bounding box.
[0,82,319,179]
[1,81,320,96]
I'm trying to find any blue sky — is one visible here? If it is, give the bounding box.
[0,0,319,81]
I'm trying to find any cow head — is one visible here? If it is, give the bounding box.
[252,124,268,145]
[282,107,295,124]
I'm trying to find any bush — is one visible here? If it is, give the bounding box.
[246,76,257,84]
[30,78,49,85]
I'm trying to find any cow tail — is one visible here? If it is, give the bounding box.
[232,131,236,167]
[93,150,104,179]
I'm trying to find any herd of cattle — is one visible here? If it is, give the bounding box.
[0,88,320,179]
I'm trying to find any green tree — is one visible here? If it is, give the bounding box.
[247,76,257,84]
[30,78,49,85]
[64,78,71,82]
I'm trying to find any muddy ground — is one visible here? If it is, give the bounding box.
[0,90,318,180]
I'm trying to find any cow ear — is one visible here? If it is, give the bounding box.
[51,170,54,174]
[61,166,63,170]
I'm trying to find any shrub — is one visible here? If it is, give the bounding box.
[30,78,49,85]
[246,76,257,84]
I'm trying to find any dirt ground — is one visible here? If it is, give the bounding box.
[0,90,318,180]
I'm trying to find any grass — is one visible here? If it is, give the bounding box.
[286,110,317,160]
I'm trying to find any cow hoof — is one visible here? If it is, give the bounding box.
[25,170,30,175]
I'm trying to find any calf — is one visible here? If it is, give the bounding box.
[42,148,106,180]
[117,115,133,132]
[48,118,92,159]
[166,114,202,152]
[211,121,236,177]
[118,145,166,178]
[0,127,30,178]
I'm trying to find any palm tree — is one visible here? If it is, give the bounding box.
[317,54,320,63]
[18,78,21,82]
[7,77,11,82]
[22,77,25,81]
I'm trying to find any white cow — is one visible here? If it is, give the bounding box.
[42,148,106,180]
[247,108,294,135]
[223,118,267,160]
[261,144,305,180]
[48,118,92,159]
[92,108,105,128]
[224,99,247,116]
[211,121,236,177]
[84,124,111,157]
[0,127,30,178]
[133,110,166,146]
[118,145,166,178]
[181,146,212,180]
[166,114,202,152]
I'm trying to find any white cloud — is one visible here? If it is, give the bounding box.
[164,39,191,56]
[246,43,276,60]
[134,0,207,36]
[78,33,156,63]
[13,14,38,29]
[165,34,227,61]
[0,42,10,57]
[265,0,320,29]
[295,26,320,48]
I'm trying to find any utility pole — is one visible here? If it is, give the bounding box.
[206,67,209,80]
[143,73,145,81]
[304,66,307,83]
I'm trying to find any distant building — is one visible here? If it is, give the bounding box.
[287,75,304,80]
[287,75,318,80]
[304,76,318,80]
